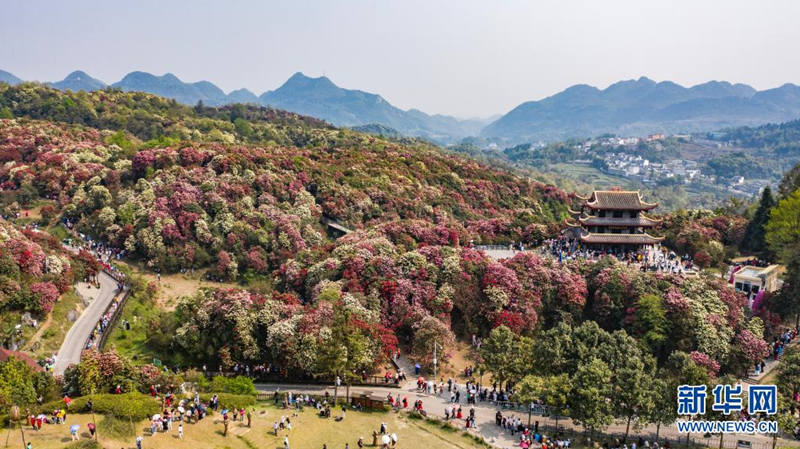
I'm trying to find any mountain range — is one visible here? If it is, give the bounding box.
[482,77,800,142]
[0,69,486,143]
[2,69,800,144]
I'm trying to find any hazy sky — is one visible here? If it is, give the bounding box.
[2,0,799,117]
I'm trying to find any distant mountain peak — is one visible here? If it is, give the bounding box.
[64,70,91,80]
[0,69,22,86]
[229,87,255,95]
[50,70,106,92]
[280,72,336,89]
[162,73,181,82]
[112,71,228,105]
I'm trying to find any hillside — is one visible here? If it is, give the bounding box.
[0,84,570,271]
[483,77,800,143]
[5,69,800,146]
[0,83,786,441]
[0,69,485,144]
[710,118,800,154]
[0,218,100,351]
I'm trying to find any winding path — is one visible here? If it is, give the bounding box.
[53,270,118,375]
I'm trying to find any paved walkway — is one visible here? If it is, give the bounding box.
[483,249,523,260]
[255,379,795,449]
[53,270,118,375]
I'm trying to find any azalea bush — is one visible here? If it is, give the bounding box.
[0,87,777,395]
[0,220,96,346]
[660,210,747,268]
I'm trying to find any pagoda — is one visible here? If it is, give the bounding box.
[566,190,664,251]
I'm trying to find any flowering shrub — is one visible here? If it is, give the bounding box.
[0,115,570,274]
[660,210,747,268]
[410,316,456,369]
[0,93,772,384]
[733,329,770,364]
[30,282,59,314]
[170,286,394,376]
[0,221,90,322]
[689,351,721,377]
[66,349,138,395]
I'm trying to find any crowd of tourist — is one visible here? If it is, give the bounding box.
[542,236,694,273]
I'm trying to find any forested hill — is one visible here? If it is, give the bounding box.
[0,83,570,273]
[711,118,800,154]
[0,82,334,147]
[0,71,486,144]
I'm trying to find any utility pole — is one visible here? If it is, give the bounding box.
[432,341,438,387]
[528,403,532,428]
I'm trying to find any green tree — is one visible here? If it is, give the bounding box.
[569,358,614,439]
[107,130,133,150]
[316,301,371,403]
[765,188,800,322]
[410,316,455,371]
[234,118,254,140]
[646,376,676,442]
[742,186,775,255]
[0,357,37,409]
[479,325,533,389]
[533,321,612,376]
[770,269,800,327]
[778,164,800,199]
[766,188,800,267]
[613,355,657,442]
[773,394,798,449]
[776,349,800,399]
[516,374,571,430]
[665,351,712,448]
[632,294,668,357]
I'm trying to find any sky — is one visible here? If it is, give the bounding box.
[2,0,800,118]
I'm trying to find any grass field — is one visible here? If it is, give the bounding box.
[103,285,162,365]
[5,402,490,449]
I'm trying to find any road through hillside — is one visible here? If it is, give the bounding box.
[53,270,118,375]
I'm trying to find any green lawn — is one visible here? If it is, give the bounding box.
[46,223,71,241]
[8,402,491,449]
[104,288,161,364]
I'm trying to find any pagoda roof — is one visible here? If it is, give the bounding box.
[580,233,664,245]
[583,190,658,210]
[578,215,661,227]
[567,207,583,216]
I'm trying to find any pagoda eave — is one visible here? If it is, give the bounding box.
[585,202,659,211]
[579,233,665,245]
